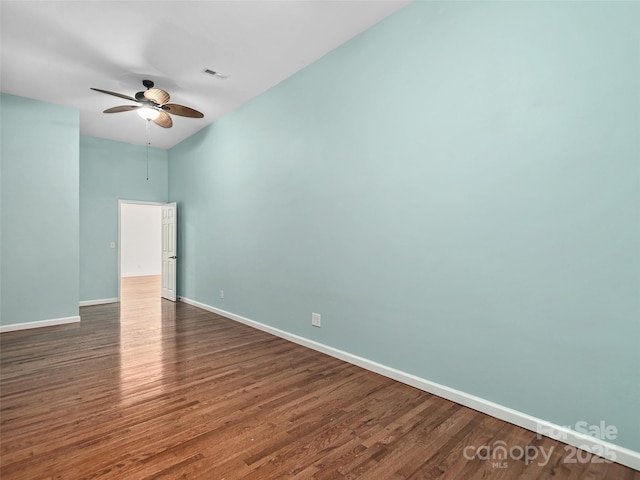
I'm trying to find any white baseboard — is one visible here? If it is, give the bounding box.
[79,298,119,307]
[178,296,640,471]
[0,315,81,333]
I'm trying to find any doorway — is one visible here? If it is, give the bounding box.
[118,201,163,301]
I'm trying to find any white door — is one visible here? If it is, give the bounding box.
[161,202,177,301]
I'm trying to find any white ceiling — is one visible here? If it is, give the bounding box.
[1,0,410,149]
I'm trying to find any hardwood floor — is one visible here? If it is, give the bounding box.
[1,276,638,479]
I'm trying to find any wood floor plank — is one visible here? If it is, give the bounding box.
[1,276,638,479]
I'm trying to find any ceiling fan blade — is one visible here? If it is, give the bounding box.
[144,88,170,105]
[152,110,173,128]
[103,105,141,113]
[163,104,204,118]
[90,88,137,102]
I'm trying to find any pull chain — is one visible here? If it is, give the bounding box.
[146,119,151,181]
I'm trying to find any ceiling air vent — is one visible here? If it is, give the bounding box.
[203,68,228,79]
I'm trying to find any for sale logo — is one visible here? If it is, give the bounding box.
[536,420,617,464]
[536,420,618,442]
[462,420,618,469]
[463,441,554,468]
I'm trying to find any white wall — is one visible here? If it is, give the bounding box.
[1,94,80,327]
[120,203,161,277]
[168,1,640,458]
[80,136,168,301]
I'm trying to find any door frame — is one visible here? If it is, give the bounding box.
[117,199,166,302]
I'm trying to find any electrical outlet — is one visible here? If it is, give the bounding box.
[220,290,224,299]
[312,313,321,327]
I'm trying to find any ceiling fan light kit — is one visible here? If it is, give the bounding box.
[90,80,204,129]
[137,106,160,121]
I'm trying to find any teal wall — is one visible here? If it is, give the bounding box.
[1,93,80,325]
[169,2,640,451]
[80,136,168,302]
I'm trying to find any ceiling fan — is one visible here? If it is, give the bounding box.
[90,80,204,128]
